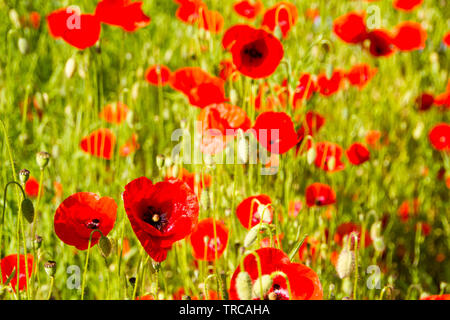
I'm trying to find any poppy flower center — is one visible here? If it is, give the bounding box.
[241,39,268,67]
[142,206,168,231]
[86,218,100,229]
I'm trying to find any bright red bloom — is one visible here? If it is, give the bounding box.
[252,112,298,154]
[25,176,42,198]
[305,8,320,22]
[435,90,450,110]
[145,65,171,86]
[333,11,367,44]
[136,295,154,300]
[95,0,150,32]
[170,67,228,108]
[119,133,140,157]
[393,0,423,11]
[293,73,316,108]
[429,123,450,151]
[366,29,396,57]
[444,32,450,47]
[189,218,229,261]
[47,8,101,50]
[261,2,298,39]
[0,254,33,292]
[416,222,431,237]
[314,142,346,172]
[316,70,344,96]
[365,130,382,147]
[346,143,370,165]
[334,222,372,248]
[174,0,207,24]
[165,167,212,196]
[123,177,199,262]
[229,248,323,300]
[29,12,41,29]
[298,236,320,262]
[393,21,427,51]
[199,9,224,33]
[421,294,450,300]
[219,60,239,82]
[297,111,325,144]
[416,93,434,111]
[80,128,116,160]
[346,64,377,89]
[54,192,117,250]
[222,24,284,79]
[305,183,336,207]
[99,102,129,124]
[233,0,263,20]
[236,195,273,229]
[398,199,420,222]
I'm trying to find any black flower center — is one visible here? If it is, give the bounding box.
[241,39,268,67]
[142,206,168,231]
[86,219,100,229]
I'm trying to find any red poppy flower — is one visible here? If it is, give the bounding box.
[222,24,284,79]
[416,93,434,111]
[316,70,344,96]
[229,248,323,300]
[261,2,298,39]
[236,195,273,229]
[0,254,33,292]
[174,0,207,24]
[416,222,431,237]
[145,65,171,86]
[260,233,284,248]
[29,12,41,29]
[305,8,320,22]
[435,91,450,110]
[54,192,117,250]
[99,102,129,124]
[346,143,370,165]
[47,8,101,50]
[398,199,420,222]
[95,0,150,32]
[297,111,325,144]
[189,218,229,261]
[421,294,450,300]
[429,123,450,151]
[334,222,372,248]
[233,0,263,20]
[136,295,154,300]
[393,0,423,11]
[199,9,224,33]
[333,11,367,44]
[252,112,298,154]
[288,201,303,218]
[219,59,239,82]
[80,128,116,160]
[165,167,212,196]
[365,130,382,147]
[298,236,320,262]
[123,177,199,262]
[199,103,251,134]
[346,64,377,89]
[314,142,346,172]
[25,176,42,198]
[393,21,427,51]
[366,29,396,57]
[170,67,228,108]
[292,73,316,108]
[119,133,140,157]
[305,183,336,207]
[444,32,450,47]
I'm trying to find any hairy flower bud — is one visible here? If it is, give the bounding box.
[236,271,252,300]
[336,249,355,279]
[21,198,35,223]
[99,236,112,258]
[252,275,273,299]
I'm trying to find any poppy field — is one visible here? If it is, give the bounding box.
[0,0,449,302]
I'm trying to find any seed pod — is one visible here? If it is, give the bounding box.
[99,236,112,258]
[36,151,50,170]
[252,275,273,299]
[236,271,252,300]
[21,198,35,223]
[336,249,355,279]
[44,261,57,277]
[19,169,30,184]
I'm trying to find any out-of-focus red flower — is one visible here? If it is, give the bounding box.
[53,181,63,202]
[236,195,273,229]
[199,9,224,33]
[366,29,396,57]
[80,128,116,160]
[316,70,344,96]
[305,183,336,207]
[119,133,140,157]
[298,236,320,262]
[165,167,212,196]
[233,0,263,20]
[393,0,423,11]
[293,73,316,108]
[444,32,450,47]
[393,21,427,51]
[25,176,42,198]
[174,0,207,24]
[145,65,171,86]
[222,24,284,79]
[429,123,450,151]
[334,222,372,248]
[123,177,199,262]
[47,8,101,50]
[297,111,325,144]
[398,199,420,222]
[99,102,129,124]
[365,130,382,147]
[416,222,431,237]
[54,192,117,250]
[219,60,239,82]
[229,248,323,300]
[346,143,370,165]
[1,254,33,292]
[170,67,228,108]
[416,93,435,111]
[95,0,150,32]
[261,2,298,39]
[314,142,346,172]
[192,290,220,300]
[421,294,450,300]
[288,201,303,218]
[333,11,367,44]
[260,233,284,248]
[189,218,229,261]
[434,83,450,109]
[136,295,154,300]
[346,64,377,89]
[252,111,299,154]
[254,80,289,111]
[29,12,41,29]
[305,8,320,22]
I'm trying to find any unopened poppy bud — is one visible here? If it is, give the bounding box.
[236,271,252,300]
[370,221,382,240]
[306,146,316,164]
[36,151,50,170]
[252,275,273,299]
[9,9,21,28]
[19,169,30,184]
[21,198,35,223]
[336,249,355,279]
[373,237,385,252]
[342,278,353,295]
[35,235,43,249]
[237,130,249,164]
[327,156,336,171]
[99,236,112,258]
[243,223,268,248]
[44,260,57,277]
[156,154,165,169]
[65,57,77,79]
[171,165,180,179]
[18,38,29,54]
[182,295,191,300]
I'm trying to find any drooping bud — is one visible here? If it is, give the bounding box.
[156,154,165,169]
[327,156,336,172]
[336,248,355,279]
[235,271,252,300]
[9,9,21,28]
[18,38,29,55]
[64,57,77,79]
[252,275,273,299]
[373,237,385,252]
[370,221,382,240]
[98,236,112,258]
[36,151,50,170]
[306,146,316,164]
[19,169,30,184]
[243,223,268,248]
[44,260,57,277]
[21,198,35,223]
